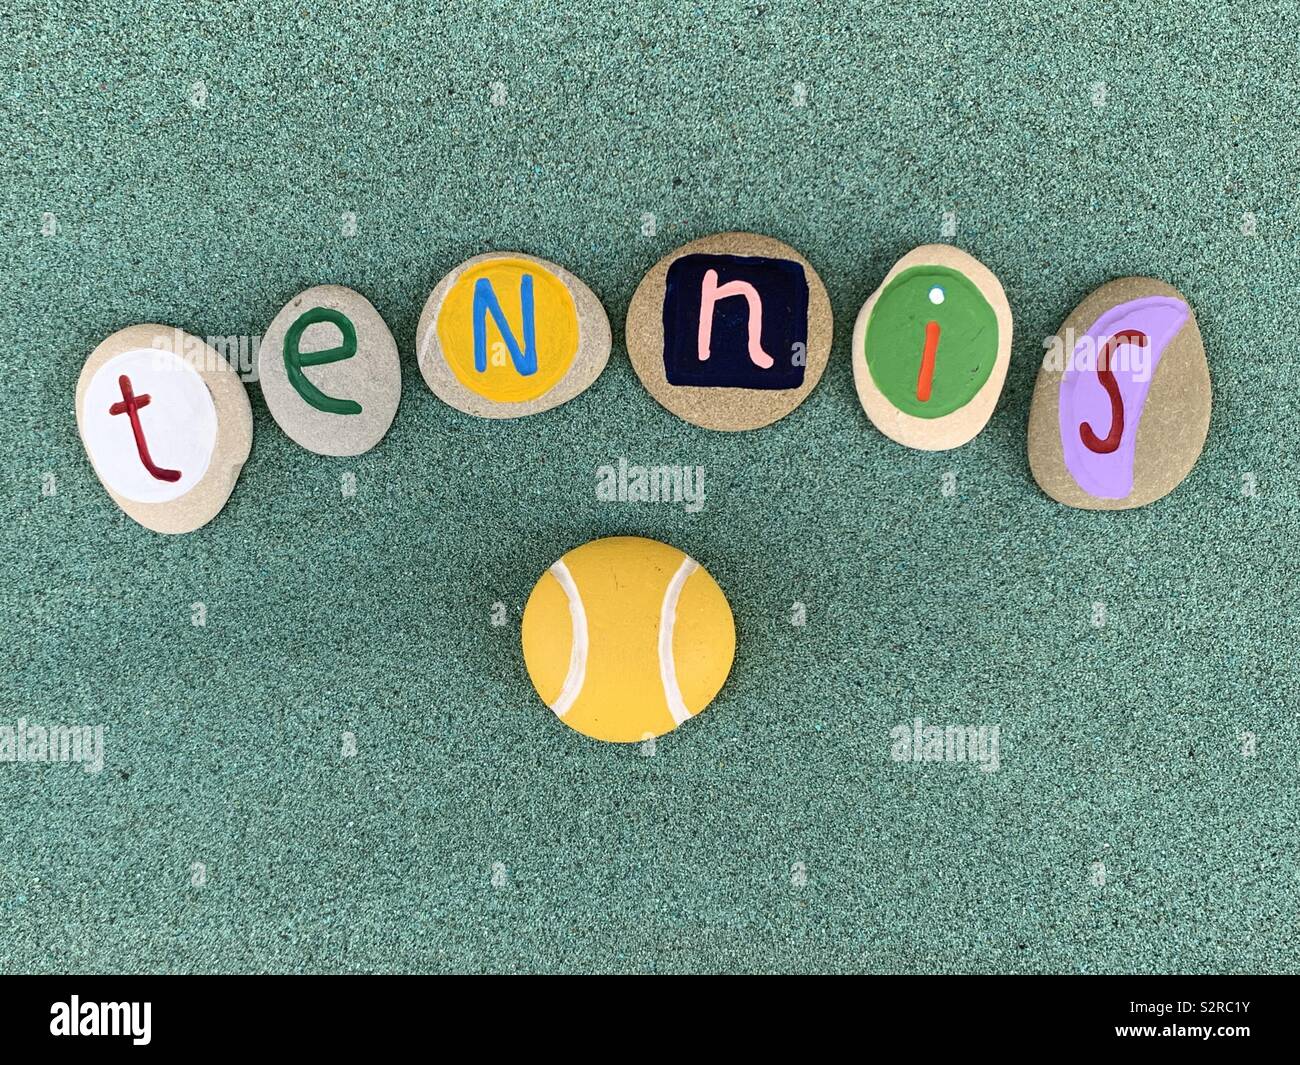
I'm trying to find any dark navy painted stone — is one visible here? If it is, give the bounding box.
[662,253,808,391]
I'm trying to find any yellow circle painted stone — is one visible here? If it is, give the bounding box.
[437,257,578,403]
[522,536,736,743]
[417,251,611,418]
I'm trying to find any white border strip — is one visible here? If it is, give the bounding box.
[549,560,587,717]
[658,557,698,725]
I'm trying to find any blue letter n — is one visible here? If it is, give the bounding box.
[472,274,537,375]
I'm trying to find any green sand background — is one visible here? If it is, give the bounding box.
[2,1,1297,974]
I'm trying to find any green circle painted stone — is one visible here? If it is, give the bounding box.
[864,265,999,419]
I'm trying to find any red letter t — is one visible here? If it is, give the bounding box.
[108,374,182,482]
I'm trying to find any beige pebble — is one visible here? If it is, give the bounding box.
[258,285,401,456]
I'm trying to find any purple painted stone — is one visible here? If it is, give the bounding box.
[1058,296,1190,499]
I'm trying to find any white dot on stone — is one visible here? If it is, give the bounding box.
[928,286,945,305]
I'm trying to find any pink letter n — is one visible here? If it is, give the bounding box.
[697,269,775,369]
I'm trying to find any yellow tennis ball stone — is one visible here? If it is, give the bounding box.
[521,536,736,742]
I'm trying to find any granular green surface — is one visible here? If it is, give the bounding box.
[2,2,1297,974]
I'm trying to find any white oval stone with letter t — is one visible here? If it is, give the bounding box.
[76,324,252,534]
[81,347,217,503]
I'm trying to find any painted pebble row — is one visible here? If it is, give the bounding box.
[75,236,1212,534]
